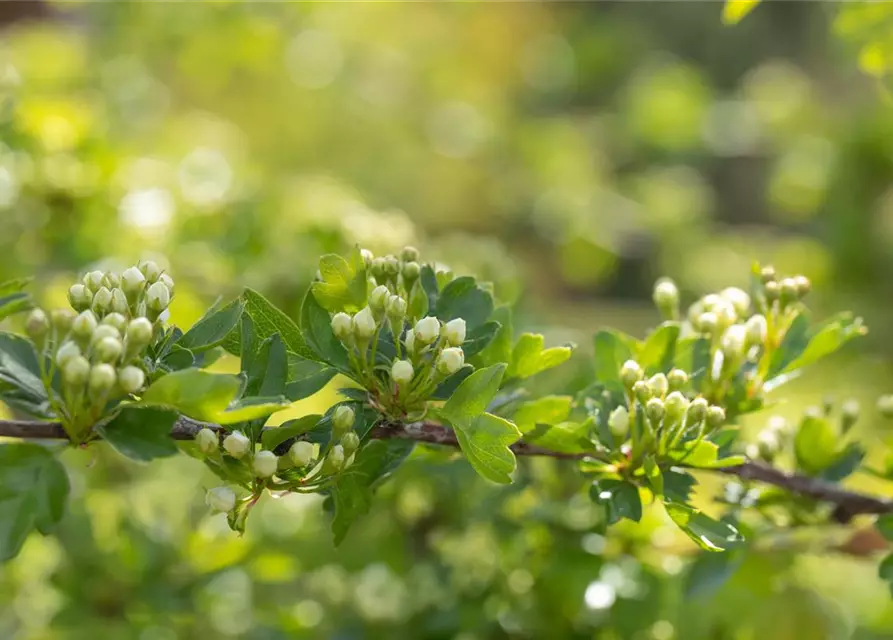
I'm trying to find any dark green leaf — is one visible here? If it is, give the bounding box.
[245,334,288,398]
[794,415,839,475]
[261,415,323,452]
[286,353,336,401]
[638,322,680,374]
[419,265,439,311]
[821,443,865,482]
[177,298,243,352]
[590,478,643,523]
[879,553,893,597]
[663,469,697,503]
[430,365,474,400]
[159,345,195,371]
[768,313,810,378]
[0,332,46,405]
[462,321,500,358]
[876,515,893,542]
[475,306,513,368]
[223,288,314,360]
[435,276,494,331]
[96,406,179,462]
[685,550,743,598]
[300,288,350,371]
[593,330,635,388]
[664,501,744,551]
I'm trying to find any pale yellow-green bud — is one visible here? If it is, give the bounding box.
[402,261,421,282]
[401,246,420,263]
[332,405,355,436]
[325,444,345,472]
[83,270,104,292]
[91,286,113,314]
[93,336,123,363]
[101,312,128,333]
[72,310,98,340]
[289,440,315,467]
[647,373,668,399]
[158,273,175,296]
[352,307,377,340]
[877,394,893,419]
[620,359,643,388]
[664,391,689,422]
[92,324,121,344]
[252,450,279,478]
[68,284,92,311]
[118,365,145,394]
[437,347,465,375]
[24,308,49,341]
[633,380,651,404]
[745,314,767,347]
[608,406,629,438]
[360,248,374,268]
[721,324,747,359]
[384,255,400,276]
[760,266,776,284]
[88,363,116,395]
[126,317,154,346]
[764,280,780,301]
[841,399,860,433]
[444,318,466,346]
[667,368,688,391]
[331,312,353,341]
[56,341,81,369]
[391,359,414,385]
[140,261,162,283]
[341,431,360,455]
[646,397,665,423]
[196,428,218,455]
[223,431,251,458]
[697,311,718,334]
[206,486,236,513]
[414,316,440,345]
[63,355,90,387]
[102,272,120,289]
[51,308,76,335]
[652,278,679,320]
[720,287,751,317]
[121,266,147,297]
[793,275,811,298]
[706,405,726,429]
[110,288,129,316]
[369,285,390,312]
[687,397,709,424]
[779,278,798,305]
[404,329,416,354]
[386,295,407,322]
[146,281,170,313]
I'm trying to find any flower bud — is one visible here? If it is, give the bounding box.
[646,397,665,423]
[760,266,776,283]
[401,246,420,262]
[779,278,798,305]
[341,431,360,455]
[68,284,93,311]
[687,397,708,423]
[253,450,279,478]
[196,428,218,455]
[289,440,315,467]
[721,324,747,359]
[90,286,113,315]
[72,310,98,340]
[206,486,236,513]
[102,272,121,289]
[757,429,780,461]
[608,406,629,438]
[223,431,251,458]
[391,359,414,385]
[764,280,780,301]
[92,324,121,344]
[402,261,421,282]
[404,329,416,354]
[369,285,390,312]
[158,273,175,296]
[332,405,355,436]
[331,312,353,341]
[94,336,123,363]
[633,380,651,404]
[83,270,104,292]
[56,341,81,369]
[360,248,374,267]
[370,257,387,280]
[121,266,147,297]
[721,287,751,317]
[24,308,49,341]
[877,395,893,419]
[140,261,162,283]
[118,365,145,394]
[620,360,643,388]
[437,347,465,375]
[63,355,90,387]
[647,373,668,399]
[712,299,736,331]
[793,275,811,298]
[697,311,718,334]
[387,295,407,322]
[88,363,116,395]
[352,306,377,340]
[745,314,767,347]
[101,312,128,334]
[110,288,129,316]
[664,391,689,422]
[652,278,679,320]
[444,318,466,346]
[706,405,726,429]
[126,317,154,346]
[384,255,400,276]
[667,368,688,391]
[841,399,860,433]
[326,444,345,472]
[414,316,441,345]
[146,281,170,313]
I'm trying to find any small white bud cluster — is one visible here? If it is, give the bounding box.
[758,265,810,309]
[746,416,790,462]
[69,261,174,323]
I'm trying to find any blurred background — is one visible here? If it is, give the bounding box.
[1,1,893,638]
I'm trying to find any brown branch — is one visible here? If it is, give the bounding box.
[3,417,892,518]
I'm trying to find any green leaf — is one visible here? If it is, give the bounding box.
[177,298,243,352]
[244,334,288,398]
[442,364,505,422]
[95,406,179,462]
[0,277,32,296]
[261,415,322,452]
[663,469,697,503]
[876,515,893,542]
[782,313,866,374]
[430,365,474,401]
[0,442,69,561]
[0,332,47,405]
[435,276,494,331]
[300,288,350,371]
[879,553,893,598]
[768,313,810,378]
[0,292,31,322]
[285,353,336,401]
[685,550,743,598]
[675,337,711,391]
[644,457,663,495]
[451,412,521,484]
[506,333,573,380]
[223,288,314,360]
[593,330,635,388]
[331,439,414,545]
[513,396,593,453]
[159,345,195,371]
[311,249,368,313]
[722,0,760,25]
[141,370,289,425]
[513,396,573,434]
[664,501,744,552]
[637,322,680,374]
[794,414,839,475]
[475,306,513,368]
[821,443,865,482]
[408,279,428,321]
[590,479,643,524]
[462,321,501,358]
[667,441,719,468]
[419,265,439,311]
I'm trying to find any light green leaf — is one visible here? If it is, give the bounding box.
[96,406,179,462]
[794,414,839,475]
[668,440,719,467]
[590,478,643,524]
[513,396,573,434]
[722,0,760,25]
[768,313,810,378]
[140,370,289,425]
[311,249,368,314]
[408,279,429,321]
[644,457,663,495]
[177,298,243,352]
[475,306,513,368]
[637,322,680,374]
[664,501,744,551]
[451,412,521,484]
[593,329,636,388]
[506,333,573,380]
[782,313,866,374]
[442,364,506,422]
[222,288,314,360]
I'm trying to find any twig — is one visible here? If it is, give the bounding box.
[2,417,891,517]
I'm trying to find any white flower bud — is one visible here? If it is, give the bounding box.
[92,324,121,344]
[352,306,377,340]
[391,359,414,385]
[63,356,90,386]
[745,314,767,347]
[102,272,120,289]
[619,360,642,387]
[51,308,76,334]
[386,294,407,320]
[414,316,440,345]
[697,311,718,334]
[608,406,629,438]
[402,261,421,281]
[646,397,665,423]
[444,318,466,346]
[404,329,415,354]
[647,373,668,399]
[437,347,465,375]
[252,450,279,478]
[72,310,98,339]
[289,440,315,466]
[68,284,92,311]
[91,286,113,314]
[223,430,251,458]
[83,270,104,291]
[94,336,123,363]
[687,397,709,423]
[341,431,360,455]
[126,317,154,346]
[331,312,353,341]
[118,365,145,394]
[757,429,780,460]
[196,428,218,455]
[653,278,679,319]
[158,273,175,296]
[401,246,420,262]
[360,248,374,267]
[369,285,390,312]
[664,391,689,421]
[110,288,129,316]
[712,299,737,329]
[140,261,162,283]
[88,363,116,395]
[793,275,810,298]
[326,444,345,472]
[206,486,236,513]
[24,308,49,340]
[721,287,751,316]
[332,405,355,435]
[721,324,747,358]
[146,281,170,313]
[56,341,81,369]
[706,405,726,429]
[101,312,128,333]
[667,368,688,391]
[121,266,147,296]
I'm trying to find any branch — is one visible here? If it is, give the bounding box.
[2,417,891,518]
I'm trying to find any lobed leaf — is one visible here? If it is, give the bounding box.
[664,501,744,552]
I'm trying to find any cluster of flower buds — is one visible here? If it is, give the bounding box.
[67,261,174,323]
[611,360,726,454]
[328,247,468,419]
[746,415,791,463]
[756,266,810,311]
